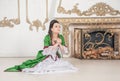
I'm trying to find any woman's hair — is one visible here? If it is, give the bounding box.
[48,19,59,37]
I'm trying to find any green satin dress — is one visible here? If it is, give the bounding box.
[4,34,65,72]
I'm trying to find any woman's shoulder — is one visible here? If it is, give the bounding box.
[44,34,64,39]
[45,34,50,37]
[44,34,50,40]
[45,34,64,37]
[59,34,64,38]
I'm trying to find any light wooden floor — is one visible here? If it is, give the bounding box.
[0,57,120,81]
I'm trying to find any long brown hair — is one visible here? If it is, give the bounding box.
[48,20,59,38]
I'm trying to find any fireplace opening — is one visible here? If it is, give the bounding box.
[82,29,119,59]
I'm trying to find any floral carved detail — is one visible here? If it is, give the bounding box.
[82,2,120,16]
[57,3,82,16]
[26,18,48,31]
[0,17,20,27]
[0,0,20,27]
[26,0,48,32]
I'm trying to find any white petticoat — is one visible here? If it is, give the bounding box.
[22,57,78,74]
[22,46,78,74]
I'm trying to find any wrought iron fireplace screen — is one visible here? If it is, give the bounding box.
[82,28,119,59]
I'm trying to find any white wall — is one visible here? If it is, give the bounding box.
[0,0,120,57]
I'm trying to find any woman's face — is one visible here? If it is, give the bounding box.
[51,23,60,34]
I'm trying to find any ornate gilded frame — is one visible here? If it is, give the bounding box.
[0,0,20,27]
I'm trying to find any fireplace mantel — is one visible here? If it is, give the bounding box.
[56,17,120,59]
[57,17,120,46]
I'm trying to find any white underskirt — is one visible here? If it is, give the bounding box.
[22,46,78,74]
[22,56,78,74]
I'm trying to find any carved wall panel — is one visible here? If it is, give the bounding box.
[26,0,48,31]
[0,0,20,27]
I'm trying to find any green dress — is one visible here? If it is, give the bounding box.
[4,34,65,72]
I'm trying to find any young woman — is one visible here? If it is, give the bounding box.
[4,20,77,74]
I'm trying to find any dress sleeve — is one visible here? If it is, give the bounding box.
[44,35,51,48]
[60,35,66,46]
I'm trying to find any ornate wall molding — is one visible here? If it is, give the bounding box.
[0,0,20,27]
[57,0,82,16]
[82,2,120,16]
[26,0,48,32]
[57,0,120,16]
[56,17,120,47]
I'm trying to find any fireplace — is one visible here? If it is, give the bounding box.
[73,24,120,59]
[57,17,120,59]
[82,28,119,59]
